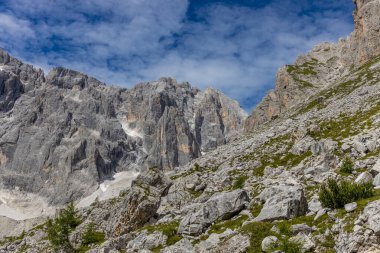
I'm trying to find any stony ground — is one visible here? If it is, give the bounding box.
[1,43,380,253]
[2,0,380,252]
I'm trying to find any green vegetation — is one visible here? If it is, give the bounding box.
[208,215,249,234]
[335,188,380,233]
[271,238,303,253]
[339,157,354,175]
[239,134,312,176]
[77,223,105,252]
[251,203,263,217]
[46,202,82,252]
[318,178,373,209]
[294,56,380,116]
[0,230,26,246]
[307,101,380,143]
[139,221,182,252]
[241,216,315,253]
[170,163,218,180]
[240,221,276,252]
[232,175,249,189]
[286,59,319,76]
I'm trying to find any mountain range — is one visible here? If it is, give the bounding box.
[1,0,380,252]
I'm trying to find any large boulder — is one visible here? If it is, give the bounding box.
[362,200,380,235]
[160,238,195,253]
[255,184,308,221]
[178,189,249,236]
[126,231,167,251]
[77,168,172,237]
[261,236,279,252]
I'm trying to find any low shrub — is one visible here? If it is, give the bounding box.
[319,178,373,209]
[82,223,105,246]
[340,157,354,174]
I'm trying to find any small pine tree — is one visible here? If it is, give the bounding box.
[82,222,105,246]
[46,202,81,252]
[340,157,354,174]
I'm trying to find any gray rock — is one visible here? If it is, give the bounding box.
[0,51,247,205]
[341,143,351,152]
[255,184,308,221]
[219,233,250,253]
[363,200,380,235]
[126,231,167,250]
[261,236,279,252]
[355,172,373,184]
[289,233,315,253]
[291,224,313,235]
[308,197,323,213]
[178,189,249,235]
[345,202,358,213]
[160,238,194,253]
[373,174,380,186]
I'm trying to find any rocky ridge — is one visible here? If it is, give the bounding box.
[2,0,380,252]
[0,53,246,206]
[245,0,380,132]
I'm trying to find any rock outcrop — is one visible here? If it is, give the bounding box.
[0,50,246,205]
[245,0,380,132]
[177,189,249,236]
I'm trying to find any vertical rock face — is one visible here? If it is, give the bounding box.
[245,0,380,132]
[0,50,246,204]
[342,0,380,66]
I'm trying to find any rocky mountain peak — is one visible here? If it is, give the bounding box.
[46,67,105,89]
[244,0,380,132]
[0,50,246,206]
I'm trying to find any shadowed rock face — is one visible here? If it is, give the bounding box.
[0,50,247,205]
[245,0,380,132]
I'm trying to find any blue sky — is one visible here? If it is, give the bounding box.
[0,0,355,111]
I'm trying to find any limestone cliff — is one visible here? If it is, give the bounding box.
[245,0,380,132]
[0,51,246,204]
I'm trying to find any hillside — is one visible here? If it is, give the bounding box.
[1,0,380,252]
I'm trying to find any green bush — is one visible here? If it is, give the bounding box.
[46,202,81,252]
[82,223,105,246]
[340,157,354,174]
[271,237,302,253]
[319,178,373,209]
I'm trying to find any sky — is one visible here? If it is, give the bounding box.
[0,0,355,112]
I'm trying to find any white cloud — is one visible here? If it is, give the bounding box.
[0,0,355,111]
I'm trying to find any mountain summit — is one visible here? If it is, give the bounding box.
[1,0,380,252]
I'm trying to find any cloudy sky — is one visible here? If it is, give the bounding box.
[0,0,355,111]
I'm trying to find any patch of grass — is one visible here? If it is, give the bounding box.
[308,101,380,142]
[360,147,380,160]
[287,59,319,76]
[239,134,311,176]
[294,57,380,116]
[208,215,249,234]
[170,163,217,180]
[241,215,314,253]
[0,230,26,246]
[319,178,374,209]
[271,237,303,253]
[189,190,203,198]
[336,188,380,233]
[140,221,182,248]
[251,203,263,217]
[80,222,105,247]
[240,221,276,252]
[294,77,315,88]
[232,175,248,190]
